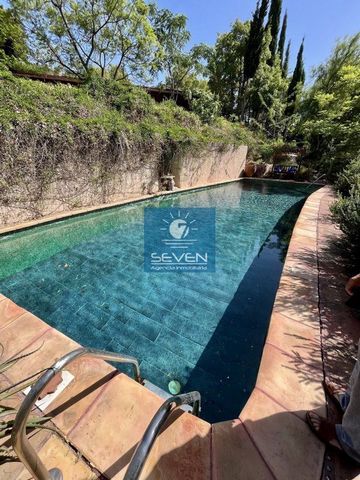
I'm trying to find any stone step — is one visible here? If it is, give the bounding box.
[64,373,211,479]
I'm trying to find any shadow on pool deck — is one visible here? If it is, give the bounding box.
[315,195,360,480]
[137,407,326,480]
[183,200,305,422]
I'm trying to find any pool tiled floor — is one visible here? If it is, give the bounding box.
[0,181,317,422]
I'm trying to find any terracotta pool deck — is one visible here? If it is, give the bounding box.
[1,185,359,479]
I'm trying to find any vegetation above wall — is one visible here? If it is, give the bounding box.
[0,65,255,147]
[0,65,260,225]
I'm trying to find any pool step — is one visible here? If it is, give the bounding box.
[143,378,192,412]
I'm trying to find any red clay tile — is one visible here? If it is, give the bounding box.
[256,344,325,418]
[69,373,211,480]
[0,312,50,362]
[0,429,52,480]
[0,298,26,330]
[240,389,325,480]
[141,409,211,480]
[4,328,78,384]
[69,373,163,478]
[15,434,97,480]
[266,311,321,360]
[212,419,274,480]
[46,356,116,435]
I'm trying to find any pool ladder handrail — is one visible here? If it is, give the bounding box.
[11,347,142,480]
[124,391,201,480]
[306,173,327,188]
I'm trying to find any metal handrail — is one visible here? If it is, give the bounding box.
[306,173,326,188]
[124,391,201,480]
[11,347,141,480]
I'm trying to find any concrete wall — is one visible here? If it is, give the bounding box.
[171,145,248,188]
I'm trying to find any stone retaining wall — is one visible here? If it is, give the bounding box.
[0,145,247,227]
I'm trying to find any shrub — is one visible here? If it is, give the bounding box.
[255,139,297,163]
[83,77,154,121]
[334,156,360,197]
[331,183,360,257]
[188,88,220,124]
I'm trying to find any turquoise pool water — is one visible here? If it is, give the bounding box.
[0,179,317,422]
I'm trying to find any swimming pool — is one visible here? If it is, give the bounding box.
[0,179,318,422]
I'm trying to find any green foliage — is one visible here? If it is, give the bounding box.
[244,0,268,82]
[250,29,289,138]
[0,70,254,149]
[335,157,360,197]
[11,0,159,81]
[208,20,250,117]
[187,87,221,124]
[207,0,299,132]
[266,0,282,64]
[282,40,290,77]
[312,33,360,92]
[331,184,360,256]
[285,39,305,115]
[161,43,210,92]
[8,0,304,145]
[277,11,287,64]
[255,138,297,162]
[2,56,51,75]
[149,4,206,90]
[83,76,154,121]
[300,34,360,179]
[0,6,27,59]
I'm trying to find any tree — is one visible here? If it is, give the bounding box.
[312,33,360,92]
[277,11,287,64]
[285,39,305,115]
[250,28,289,137]
[267,0,282,64]
[163,44,210,92]
[149,5,188,83]
[0,6,27,59]
[243,0,268,82]
[11,0,160,80]
[300,34,360,178]
[208,20,250,117]
[149,5,210,93]
[282,40,290,77]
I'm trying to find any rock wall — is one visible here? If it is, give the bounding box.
[0,142,248,227]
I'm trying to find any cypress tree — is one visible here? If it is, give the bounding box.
[267,0,282,64]
[244,0,269,82]
[258,0,269,28]
[278,11,287,63]
[282,40,290,77]
[285,39,305,115]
